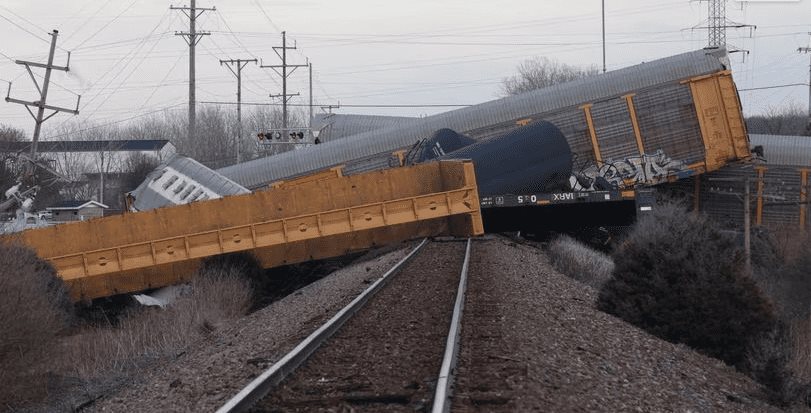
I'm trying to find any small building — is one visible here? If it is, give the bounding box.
[46,200,109,222]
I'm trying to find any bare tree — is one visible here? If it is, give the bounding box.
[0,125,25,194]
[121,152,160,193]
[0,125,26,143]
[501,57,598,96]
[746,103,810,136]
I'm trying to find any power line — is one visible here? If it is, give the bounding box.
[199,101,474,108]
[62,0,115,44]
[0,11,55,46]
[45,102,187,139]
[252,0,281,33]
[739,83,810,92]
[69,0,141,50]
[0,6,51,37]
[57,11,175,130]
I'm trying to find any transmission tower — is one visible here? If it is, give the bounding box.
[693,0,754,53]
[171,0,215,142]
[261,31,308,130]
[5,29,79,177]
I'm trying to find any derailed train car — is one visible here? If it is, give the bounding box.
[215,47,750,193]
[661,134,811,232]
[129,48,750,214]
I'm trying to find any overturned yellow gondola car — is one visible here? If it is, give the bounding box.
[8,160,483,301]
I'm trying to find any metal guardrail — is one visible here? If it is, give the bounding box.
[216,238,429,413]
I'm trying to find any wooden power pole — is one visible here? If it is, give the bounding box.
[261,31,308,131]
[171,0,214,142]
[5,29,79,177]
[220,58,256,164]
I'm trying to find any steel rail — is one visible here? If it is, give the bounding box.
[216,238,429,413]
[431,238,471,413]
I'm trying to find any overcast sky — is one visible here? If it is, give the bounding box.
[0,0,809,139]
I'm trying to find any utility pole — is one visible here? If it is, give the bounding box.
[744,177,751,275]
[220,58,256,164]
[320,104,340,114]
[309,62,313,132]
[171,0,215,142]
[601,0,606,73]
[5,29,79,177]
[261,31,308,130]
[800,35,811,129]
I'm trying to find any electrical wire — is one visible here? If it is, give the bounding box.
[199,101,474,108]
[69,0,140,51]
[739,83,810,92]
[45,102,187,139]
[0,11,54,46]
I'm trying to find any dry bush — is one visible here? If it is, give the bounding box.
[598,203,776,369]
[57,258,253,391]
[0,243,71,408]
[790,317,811,383]
[547,234,614,289]
[745,325,806,407]
[750,228,811,321]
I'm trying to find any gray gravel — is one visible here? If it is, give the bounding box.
[256,240,466,412]
[89,236,793,412]
[452,236,781,412]
[89,242,417,413]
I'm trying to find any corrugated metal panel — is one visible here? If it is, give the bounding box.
[750,134,811,166]
[313,114,418,142]
[219,48,730,189]
[591,98,636,162]
[700,164,749,229]
[689,133,811,230]
[760,167,802,228]
[129,155,249,211]
[635,83,705,164]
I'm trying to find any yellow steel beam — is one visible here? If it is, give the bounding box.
[580,103,602,164]
[755,167,766,226]
[48,187,479,282]
[269,165,344,189]
[622,93,646,155]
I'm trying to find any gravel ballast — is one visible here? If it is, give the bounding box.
[90,242,417,412]
[89,236,788,412]
[452,237,780,412]
[257,240,466,412]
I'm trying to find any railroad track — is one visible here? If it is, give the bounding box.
[217,237,472,413]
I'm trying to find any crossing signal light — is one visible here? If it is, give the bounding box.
[257,133,265,141]
[289,131,304,139]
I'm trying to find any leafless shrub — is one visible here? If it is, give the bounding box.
[0,243,71,408]
[598,203,776,369]
[745,325,807,407]
[790,317,811,384]
[751,228,811,321]
[547,234,614,289]
[54,259,253,403]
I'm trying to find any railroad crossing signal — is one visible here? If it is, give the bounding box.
[256,128,320,145]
